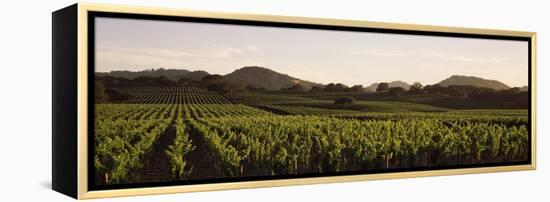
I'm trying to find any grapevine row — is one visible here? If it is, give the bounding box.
[120,86,232,104]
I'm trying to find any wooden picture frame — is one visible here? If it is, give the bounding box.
[52,3,536,199]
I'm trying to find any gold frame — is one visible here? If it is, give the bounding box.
[75,3,537,199]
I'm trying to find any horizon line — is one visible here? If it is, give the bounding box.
[95,66,528,88]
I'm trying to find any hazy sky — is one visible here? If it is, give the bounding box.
[95,17,528,87]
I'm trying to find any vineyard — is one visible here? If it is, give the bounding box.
[94,87,530,185]
[120,86,232,104]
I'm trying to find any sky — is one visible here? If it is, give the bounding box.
[95,17,529,87]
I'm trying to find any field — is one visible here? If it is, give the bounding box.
[94,86,529,185]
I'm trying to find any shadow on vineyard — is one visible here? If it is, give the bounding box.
[185,123,219,180]
[251,105,295,115]
[140,121,177,183]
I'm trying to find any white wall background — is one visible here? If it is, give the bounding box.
[0,0,547,201]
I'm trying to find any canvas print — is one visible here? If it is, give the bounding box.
[93,17,530,187]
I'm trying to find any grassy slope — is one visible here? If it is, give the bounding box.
[237,92,449,113]
[280,99,449,112]
[265,91,523,110]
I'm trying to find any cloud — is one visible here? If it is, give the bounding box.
[98,42,243,59]
[348,49,408,57]
[348,48,513,64]
[246,45,260,53]
[206,44,243,58]
[95,42,246,71]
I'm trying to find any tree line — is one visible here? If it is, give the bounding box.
[95,75,527,108]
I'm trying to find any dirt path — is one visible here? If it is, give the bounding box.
[185,125,219,180]
[140,123,176,183]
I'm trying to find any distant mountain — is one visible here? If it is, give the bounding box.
[437,75,510,90]
[179,70,210,81]
[366,81,411,91]
[96,68,515,93]
[224,66,321,91]
[96,68,209,81]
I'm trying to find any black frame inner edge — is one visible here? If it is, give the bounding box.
[87,11,532,191]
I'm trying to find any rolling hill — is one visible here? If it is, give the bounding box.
[437,75,510,90]
[224,66,321,91]
[182,70,210,81]
[520,86,528,92]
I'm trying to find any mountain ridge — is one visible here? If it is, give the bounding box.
[96,68,516,91]
[437,75,510,90]
[224,66,321,90]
